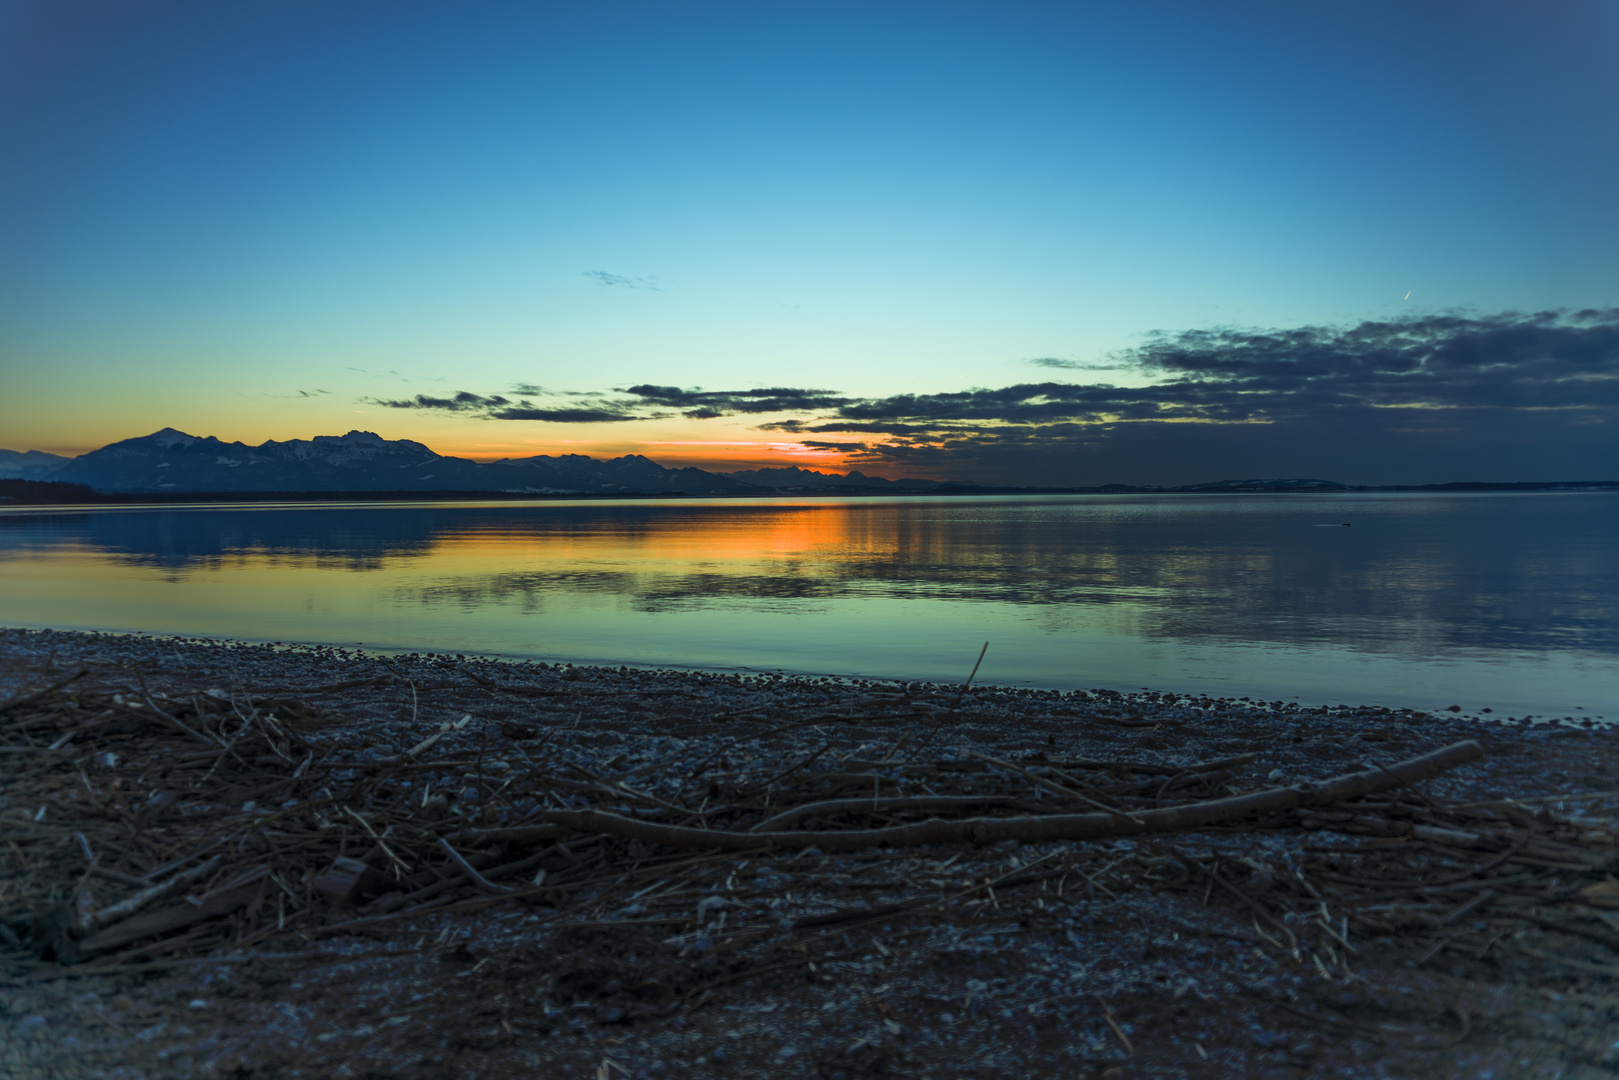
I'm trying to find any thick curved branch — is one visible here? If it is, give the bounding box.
[751,795,1049,834]
[538,741,1484,852]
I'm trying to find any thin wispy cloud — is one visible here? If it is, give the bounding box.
[583,270,662,291]
[1027,357,1125,371]
[258,388,334,399]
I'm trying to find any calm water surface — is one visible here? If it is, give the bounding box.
[2,493,1615,715]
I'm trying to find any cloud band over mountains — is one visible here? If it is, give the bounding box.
[369,310,1619,483]
[368,386,854,423]
[367,390,649,424]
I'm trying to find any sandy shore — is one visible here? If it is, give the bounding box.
[3,627,1618,1079]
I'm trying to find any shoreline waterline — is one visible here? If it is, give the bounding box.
[2,625,1607,729]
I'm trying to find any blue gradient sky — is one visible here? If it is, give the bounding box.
[2,1,1616,483]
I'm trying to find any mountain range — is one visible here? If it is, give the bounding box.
[0,448,74,482]
[0,428,954,496]
[6,428,1607,499]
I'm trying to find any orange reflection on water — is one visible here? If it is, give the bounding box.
[420,502,890,576]
[3,493,1617,717]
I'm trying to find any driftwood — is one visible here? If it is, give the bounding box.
[75,871,268,957]
[10,663,1613,1004]
[89,855,224,929]
[0,669,86,714]
[750,794,1050,833]
[540,741,1484,851]
[436,839,515,894]
[464,824,567,845]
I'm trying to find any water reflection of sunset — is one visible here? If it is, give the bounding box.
[431,502,868,570]
[3,494,1615,715]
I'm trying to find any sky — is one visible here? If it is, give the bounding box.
[1,0,1616,486]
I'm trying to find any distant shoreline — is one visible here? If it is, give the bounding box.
[3,477,1616,507]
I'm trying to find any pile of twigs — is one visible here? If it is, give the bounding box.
[3,670,1617,990]
[1285,791,1619,977]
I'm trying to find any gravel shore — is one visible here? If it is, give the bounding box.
[3,627,1618,1080]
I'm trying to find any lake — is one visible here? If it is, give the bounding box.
[2,492,1615,717]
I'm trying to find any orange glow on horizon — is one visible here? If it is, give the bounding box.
[25,427,943,483]
[446,438,882,476]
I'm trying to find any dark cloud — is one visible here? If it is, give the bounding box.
[359,310,1618,483]
[366,392,645,422]
[1130,308,1619,412]
[757,309,1619,485]
[830,383,1176,426]
[489,406,643,423]
[583,270,662,291]
[757,419,980,437]
[781,310,1619,434]
[621,385,850,417]
[799,440,868,453]
[830,404,1619,488]
[369,391,513,412]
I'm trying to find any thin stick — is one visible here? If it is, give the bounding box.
[0,669,87,715]
[133,673,217,747]
[952,642,989,708]
[912,642,989,756]
[436,838,513,894]
[1096,995,1134,1055]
